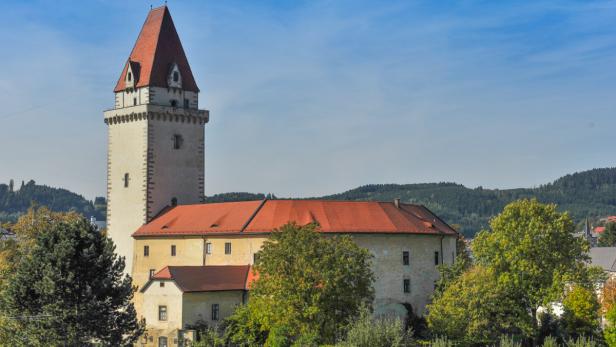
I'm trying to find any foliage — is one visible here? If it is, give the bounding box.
[426,266,528,345]
[204,192,268,203]
[0,213,142,346]
[603,278,616,316]
[319,167,616,237]
[224,222,374,346]
[561,286,600,339]
[430,337,454,347]
[605,306,616,347]
[599,222,616,247]
[0,179,106,223]
[565,336,600,347]
[472,199,592,339]
[335,306,412,347]
[433,236,472,298]
[542,336,559,347]
[498,335,522,347]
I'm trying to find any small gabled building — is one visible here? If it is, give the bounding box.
[140,265,256,345]
[589,247,616,279]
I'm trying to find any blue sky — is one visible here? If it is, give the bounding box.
[1,0,615,200]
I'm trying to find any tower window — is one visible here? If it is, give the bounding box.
[211,304,219,321]
[402,251,410,266]
[149,269,155,278]
[205,242,212,254]
[133,97,137,106]
[173,135,183,150]
[123,173,129,188]
[184,99,190,108]
[403,279,410,293]
[173,71,179,82]
[144,245,149,257]
[434,251,440,266]
[171,245,176,256]
[127,72,132,81]
[171,197,178,206]
[225,242,232,255]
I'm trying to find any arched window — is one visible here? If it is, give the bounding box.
[123,173,129,188]
[173,71,179,82]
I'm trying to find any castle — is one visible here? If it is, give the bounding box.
[104,6,458,346]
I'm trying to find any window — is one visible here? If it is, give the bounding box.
[184,99,190,108]
[127,72,132,81]
[434,251,440,266]
[158,336,168,347]
[211,304,219,321]
[158,306,167,321]
[205,243,212,254]
[160,282,165,288]
[123,173,130,188]
[402,251,410,266]
[403,279,410,293]
[149,269,155,278]
[253,253,259,264]
[171,197,178,206]
[173,71,179,82]
[170,100,178,107]
[173,134,183,150]
[133,97,137,106]
[225,242,232,255]
[144,245,149,257]
[171,245,176,256]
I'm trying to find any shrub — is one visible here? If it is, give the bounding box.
[565,336,599,347]
[497,335,521,347]
[430,337,453,347]
[336,307,412,347]
[542,336,559,347]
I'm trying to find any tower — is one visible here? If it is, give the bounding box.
[104,6,208,274]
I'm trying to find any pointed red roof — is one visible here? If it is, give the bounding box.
[114,6,199,92]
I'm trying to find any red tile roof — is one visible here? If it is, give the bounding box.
[114,6,199,92]
[595,226,606,233]
[146,265,254,292]
[134,199,457,237]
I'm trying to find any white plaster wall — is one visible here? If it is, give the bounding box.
[351,234,457,316]
[182,291,245,327]
[142,280,184,331]
[147,117,204,218]
[106,118,148,275]
[149,87,198,109]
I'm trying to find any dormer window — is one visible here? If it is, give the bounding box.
[167,63,182,88]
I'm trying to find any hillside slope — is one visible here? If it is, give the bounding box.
[3,168,615,237]
[0,180,106,223]
[319,168,616,236]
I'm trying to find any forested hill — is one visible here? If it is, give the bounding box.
[3,168,616,237]
[319,168,616,236]
[0,180,106,223]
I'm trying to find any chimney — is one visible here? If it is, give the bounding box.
[394,198,401,209]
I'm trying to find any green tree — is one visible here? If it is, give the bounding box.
[599,222,616,247]
[472,199,592,340]
[605,306,616,347]
[561,285,600,339]
[225,222,374,346]
[434,235,471,298]
[0,214,142,346]
[426,266,529,345]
